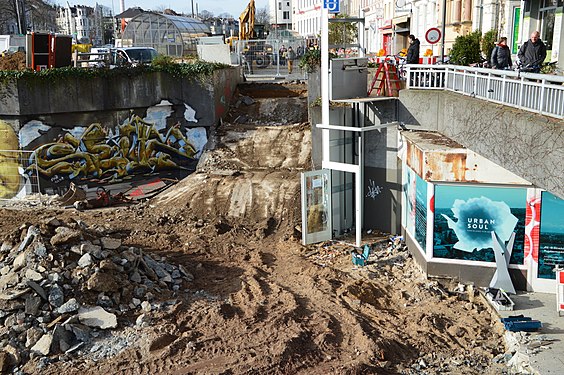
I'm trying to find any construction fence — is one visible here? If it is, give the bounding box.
[0,150,42,202]
[233,38,307,80]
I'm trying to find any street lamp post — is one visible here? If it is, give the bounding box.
[441,0,447,62]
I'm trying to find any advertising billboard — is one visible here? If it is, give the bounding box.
[538,191,564,279]
[403,167,427,251]
[434,185,526,263]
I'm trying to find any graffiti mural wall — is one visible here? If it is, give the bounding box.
[17,101,207,195]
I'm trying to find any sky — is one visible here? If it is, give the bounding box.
[61,0,269,18]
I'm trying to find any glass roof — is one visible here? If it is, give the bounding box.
[122,13,211,56]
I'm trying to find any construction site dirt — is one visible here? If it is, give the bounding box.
[0,83,508,374]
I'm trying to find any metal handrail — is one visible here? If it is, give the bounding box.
[405,64,564,119]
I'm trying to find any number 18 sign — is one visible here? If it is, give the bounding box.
[323,0,340,13]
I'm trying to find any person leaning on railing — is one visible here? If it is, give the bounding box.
[517,31,547,73]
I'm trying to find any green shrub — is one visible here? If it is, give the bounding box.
[449,30,482,65]
[482,30,498,62]
[0,59,230,83]
[299,48,321,73]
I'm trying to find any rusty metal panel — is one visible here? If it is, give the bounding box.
[402,130,531,185]
[405,138,424,178]
[423,150,467,181]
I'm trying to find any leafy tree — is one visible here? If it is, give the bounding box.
[328,14,357,46]
[481,29,498,61]
[449,30,482,65]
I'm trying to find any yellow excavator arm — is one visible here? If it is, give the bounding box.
[238,0,256,40]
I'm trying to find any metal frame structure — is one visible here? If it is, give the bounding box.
[122,13,210,56]
[319,12,398,246]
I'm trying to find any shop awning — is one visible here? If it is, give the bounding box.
[393,15,410,25]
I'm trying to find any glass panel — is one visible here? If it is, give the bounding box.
[301,170,332,245]
[541,9,555,50]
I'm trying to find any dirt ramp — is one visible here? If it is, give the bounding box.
[154,170,300,225]
[227,82,309,125]
[201,123,311,171]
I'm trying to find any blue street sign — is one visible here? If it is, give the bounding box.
[323,0,340,13]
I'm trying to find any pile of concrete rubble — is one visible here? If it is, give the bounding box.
[0,218,193,373]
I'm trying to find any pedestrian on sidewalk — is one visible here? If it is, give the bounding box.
[286,46,296,74]
[279,45,287,66]
[518,31,547,73]
[490,37,512,70]
[406,35,420,64]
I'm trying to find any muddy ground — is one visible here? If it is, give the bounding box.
[0,83,507,374]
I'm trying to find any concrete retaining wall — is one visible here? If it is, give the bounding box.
[0,67,242,199]
[399,90,564,199]
[0,67,242,130]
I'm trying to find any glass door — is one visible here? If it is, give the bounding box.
[301,170,332,245]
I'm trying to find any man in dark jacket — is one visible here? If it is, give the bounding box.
[490,37,512,69]
[517,31,547,73]
[406,35,420,64]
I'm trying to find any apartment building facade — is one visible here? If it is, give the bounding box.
[290,0,563,67]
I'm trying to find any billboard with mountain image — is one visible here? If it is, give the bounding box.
[433,185,526,264]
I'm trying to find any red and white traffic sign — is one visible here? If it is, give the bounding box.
[425,28,441,44]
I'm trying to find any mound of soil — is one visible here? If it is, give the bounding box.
[0,52,26,71]
[0,82,506,374]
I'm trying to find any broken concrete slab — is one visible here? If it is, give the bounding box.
[31,333,53,356]
[100,237,121,250]
[78,306,118,329]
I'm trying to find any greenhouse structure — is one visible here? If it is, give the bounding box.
[121,13,211,56]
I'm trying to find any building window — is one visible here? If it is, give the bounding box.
[278,2,282,10]
[540,9,555,49]
[283,11,290,20]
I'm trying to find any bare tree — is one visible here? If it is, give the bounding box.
[255,6,270,30]
[218,12,232,19]
[199,9,214,20]
[28,0,57,32]
[0,0,56,34]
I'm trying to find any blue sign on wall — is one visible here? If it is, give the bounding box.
[323,0,340,13]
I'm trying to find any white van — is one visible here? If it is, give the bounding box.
[88,48,110,67]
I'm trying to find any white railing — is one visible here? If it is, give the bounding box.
[405,64,564,119]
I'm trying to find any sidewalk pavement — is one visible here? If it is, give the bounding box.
[498,292,564,374]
